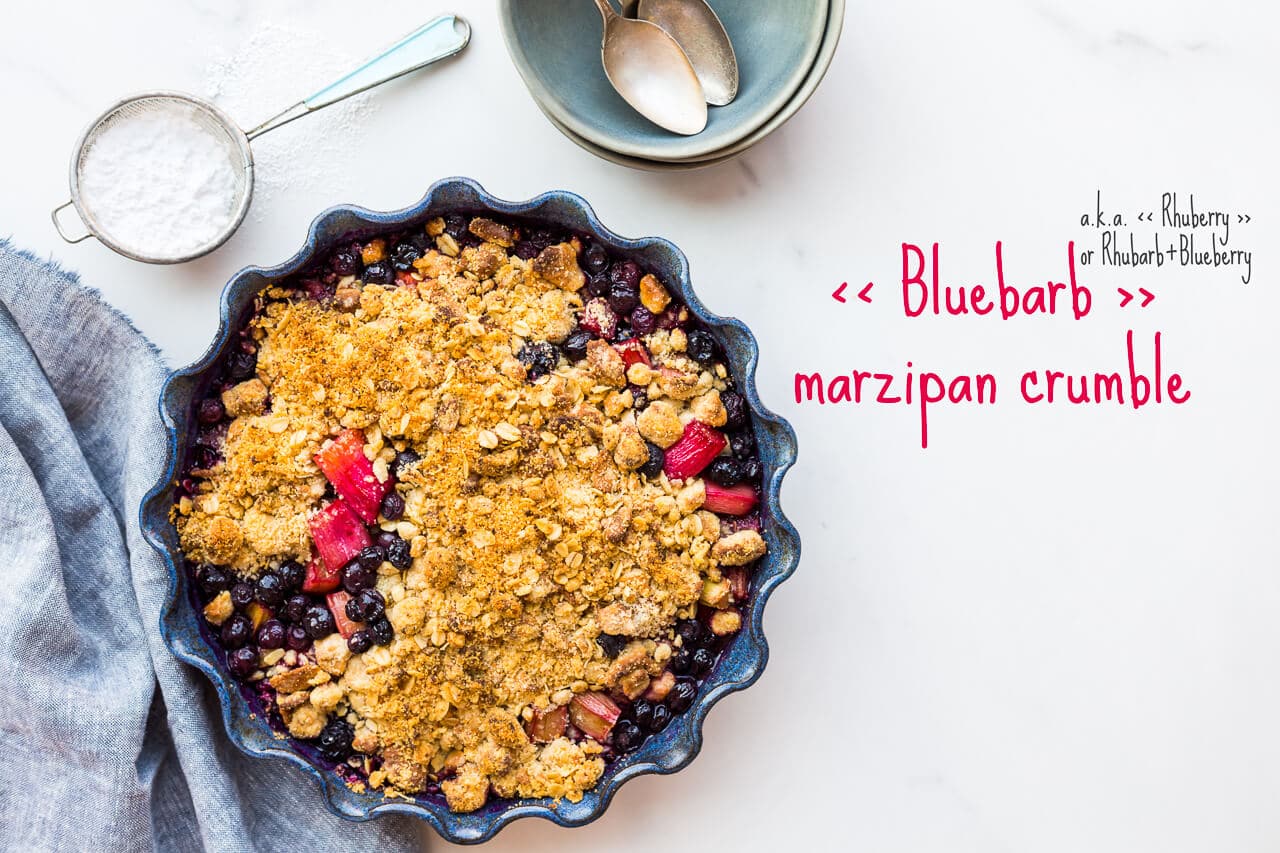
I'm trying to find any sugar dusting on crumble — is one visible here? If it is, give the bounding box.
[173,221,765,811]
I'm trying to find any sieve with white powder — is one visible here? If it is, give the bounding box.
[77,103,241,258]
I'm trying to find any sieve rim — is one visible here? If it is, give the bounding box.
[67,90,255,265]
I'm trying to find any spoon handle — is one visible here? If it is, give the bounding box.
[591,0,619,23]
[246,14,471,140]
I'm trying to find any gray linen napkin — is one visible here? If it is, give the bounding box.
[0,241,420,852]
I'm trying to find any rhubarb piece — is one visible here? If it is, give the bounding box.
[721,513,762,535]
[725,566,750,601]
[703,482,758,516]
[308,500,371,573]
[313,430,391,523]
[326,591,364,639]
[613,339,651,369]
[580,298,618,340]
[526,705,568,743]
[661,420,727,480]
[568,692,621,742]
[644,670,676,702]
[302,554,340,594]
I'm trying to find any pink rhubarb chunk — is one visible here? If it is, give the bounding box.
[569,692,621,742]
[662,420,727,481]
[703,482,758,516]
[313,429,391,523]
[308,500,370,572]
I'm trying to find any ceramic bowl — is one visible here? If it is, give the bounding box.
[139,178,800,844]
[499,0,828,161]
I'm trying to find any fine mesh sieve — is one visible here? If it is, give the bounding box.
[52,14,470,264]
[53,93,254,264]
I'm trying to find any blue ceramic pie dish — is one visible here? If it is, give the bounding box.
[138,177,800,844]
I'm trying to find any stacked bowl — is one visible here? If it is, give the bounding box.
[499,0,844,170]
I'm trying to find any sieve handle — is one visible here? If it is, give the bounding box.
[51,201,93,244]
[245,14,471,141]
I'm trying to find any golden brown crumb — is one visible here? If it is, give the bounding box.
[174,236,768,810]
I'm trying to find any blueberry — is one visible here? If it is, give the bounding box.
[609,260,641,290]
[226,350,257,382]
[514,240,540,260]
[347,629,373,654]
[304,604,336,639]
[362,261,393,285]
[721,390,747,430]
[230,583,254,610]
[631,699,654,729]
[608,281,639,314]
[283,594,309,624]
[517,341,560,380]
[583,243,610,274]
[612,722,644,755]
[630,307,657,335]
[221,613,252,649]
[357,589,386,623]
[390,449,420,477]
[562,330,592,362]
[345,594,368,623]
[596,633,628,658]
[341,561,376,594]
[740,458,763,482]
[729,429,756,459]
[443,214,468,239]
[691,647,715,676]
[257,619,286,650]
[670,647,693,675]
[317,718,354,762]
[228,646,258,679]
[667,678,697,712]
[285,624,311,651]
[630,385,649,411]
[276,561,303,592]
[686,329,717,364]
[380,491,405,520]
[638,442,664,479]
[369,618,394,645]
[386,538,411,569]
[584,272,611,299]
[331,249,359,276]
[357,545,386,571]
[196,397,225,424]
[390,241,422,271]
[705,458,745,487]
[675,618,704,647]
[196,564,230,597]
[374,530,401,551]
[255,572,285,607]
[648,703,672,732]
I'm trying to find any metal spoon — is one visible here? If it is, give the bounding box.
[624,0,738,105]
[590,0,707,135]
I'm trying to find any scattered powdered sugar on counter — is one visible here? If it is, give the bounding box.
[204,21,378,221]
[78,104,240,258]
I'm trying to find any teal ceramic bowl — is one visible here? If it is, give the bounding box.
[539,0,845,171]
[140,178,800,843]
[499,0,829,161]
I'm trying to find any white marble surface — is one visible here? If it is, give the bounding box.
[5,1,1280,850]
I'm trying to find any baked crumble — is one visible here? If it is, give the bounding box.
[173,214,767,812]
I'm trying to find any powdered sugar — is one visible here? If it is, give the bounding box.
[77,103,241,258]
[204,21,378,221]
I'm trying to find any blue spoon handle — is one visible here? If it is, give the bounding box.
[246,14,470,140]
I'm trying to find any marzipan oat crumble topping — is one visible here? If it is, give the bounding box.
[173,214,767,812]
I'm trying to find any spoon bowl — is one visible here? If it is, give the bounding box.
[635,0,738,105]
[593,0,707,135]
